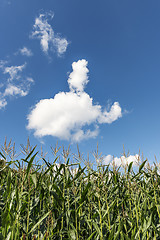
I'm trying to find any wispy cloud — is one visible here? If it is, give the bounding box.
[31,12,69,56]
[4,84,29,97]
[18,47,33,57]
[0,98,7,109]
[27,59,122,142]
[3,63,26,81]
[0,61,34,109]
[0,60,8,68]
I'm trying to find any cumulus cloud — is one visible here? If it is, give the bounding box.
[27,59,122,142]
[68,59,89,92]
[31,12,69,55]
[0,61,34,109]
[103,154,140,167]
[103,155,113,165]
[19,47,33,57]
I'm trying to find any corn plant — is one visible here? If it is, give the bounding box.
[1,140,160,239]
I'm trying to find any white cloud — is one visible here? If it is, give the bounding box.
[31,12,69,55]
[98,102,123,124]
[103,155,113,165]
[68,59,89,92]
[0,98,7,109]
[27,59,122,142]
[0,61,34,109]
[4,63,26,81]
[54,37,69,56]
[103,154,140,167]
[26,77,34,83]
[0,60,8,68]
[19,47,33,57]
[4,84,28,97]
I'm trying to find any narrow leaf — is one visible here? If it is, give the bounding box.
[28,211,50,234]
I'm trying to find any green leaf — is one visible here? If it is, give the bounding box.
[92,221,102,237]
[28,211,50,234]
[123,232,131,240]
[52,184,63,197]
[68,230,76,240]
[128,161,133,174]
[42,157,59,176]
[31,173,37,188]
[79,182,91,203]
[5,231,11,240]
[24,146,37,162]
[24,151,38,183]
[87,231,97,240]
[146,215,152,230]
[42,157,51,168]
[72,166,86,181]
[139,160,147,172]
[50,191,63,206]
[0,151,6,160]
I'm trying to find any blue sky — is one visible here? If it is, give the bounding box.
[0,0,160,165]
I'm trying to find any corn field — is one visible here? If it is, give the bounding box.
[1,139,160,239]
